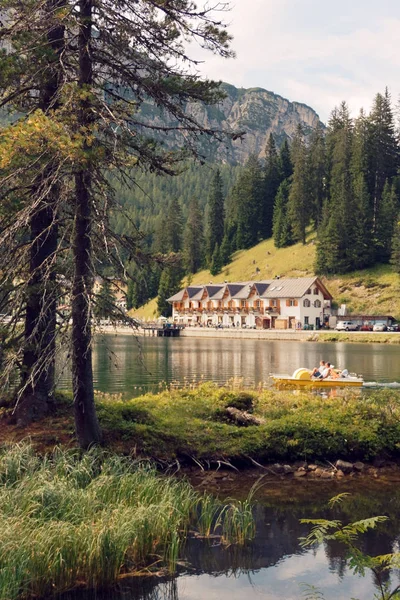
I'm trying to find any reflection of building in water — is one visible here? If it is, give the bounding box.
[168,278,332,331]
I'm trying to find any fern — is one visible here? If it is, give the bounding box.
[300,495,400,600]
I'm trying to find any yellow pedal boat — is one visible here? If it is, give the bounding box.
[271,368,363,388]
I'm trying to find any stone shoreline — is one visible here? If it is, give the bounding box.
[188,459,400,493]
[98,325,400,343]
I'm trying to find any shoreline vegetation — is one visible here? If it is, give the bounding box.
[2,384,400,466]
[0,443,255,600]
[1,385,400,598]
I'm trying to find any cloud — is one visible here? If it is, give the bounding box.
[191,1,400,121]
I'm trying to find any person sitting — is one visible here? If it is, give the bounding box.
[320,362,333,379]
[328,365,340,379]
[311,360,326,378]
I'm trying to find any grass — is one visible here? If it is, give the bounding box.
[94,384,400,463]
[0,443,255,600]
[131,235,400,321]
[3,385,400,467]
[317,332,400,344]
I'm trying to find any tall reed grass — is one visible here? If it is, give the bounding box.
[0,443,255,599]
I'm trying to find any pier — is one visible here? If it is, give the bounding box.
[141,323,185,337]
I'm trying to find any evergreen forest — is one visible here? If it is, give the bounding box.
[119,89,400,313]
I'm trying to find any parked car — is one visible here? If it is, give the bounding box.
[387,323,399,332]
[373,323,387,332]
[335,321,359,331]
[360,323,373,331]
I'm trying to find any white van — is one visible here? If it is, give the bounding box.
[335,320,358,331]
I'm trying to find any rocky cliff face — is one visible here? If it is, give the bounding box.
[138,83,324,165]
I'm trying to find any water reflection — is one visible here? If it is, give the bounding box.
[57,335,400,395]
[58,487,400,600]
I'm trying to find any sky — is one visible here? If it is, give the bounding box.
[191,0,400,122]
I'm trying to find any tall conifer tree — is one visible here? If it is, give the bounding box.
[183,198,204,274]
[316,103,356,273]
[233,154,263,249]
[368,89,399,227]
[308,123,326,227]
[390,214,400,274]
[164,197,184,253]
[206,169,225,264]
[279,140,293,181]
[375,181,398,262]
[351,110,375,268]
[287,126,310,244]
[272,180,293,248]
[261,134,280,239]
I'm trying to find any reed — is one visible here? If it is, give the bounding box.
[0,443,255,599]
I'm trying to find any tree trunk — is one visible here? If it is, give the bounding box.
[72,0,102,448]
[15,0,65,425]
[17,204,58,424]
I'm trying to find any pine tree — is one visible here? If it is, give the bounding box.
[157,259,183,317]
[368,89,399,228]
[352,174,375,269]
[307,123,326,227]
[164,197,184,253]
[219,233,232,266]
[0,1,67,424]
[287,127,310,244]
[272,180,293,248]
[210,243,222,276]
[316,103,356,273]
[1,0,238,447]
[279,140,293,181]
[350,110,375,268]
[183,198,204,274]
[375,181,398,262]
[206,169,225,264]
[233,155,263,249]
[94,280,116,319]
[261,134,280,239]
[390,213,400,274]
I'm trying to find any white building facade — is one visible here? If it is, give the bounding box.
[168,277,332,329]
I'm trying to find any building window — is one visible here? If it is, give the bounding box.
[303,299,310,307]
[287,299,296,307]
[255,300,260,308]
[271,299,277,307]
[306,288,311,295]
[314,299,321,308]
[313,288,319,295]
[304,316,309,325]
[241,300,246,308]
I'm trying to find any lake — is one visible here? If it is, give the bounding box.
[57,335,400,395]
[59,477,400,600]
[56,335,400,599]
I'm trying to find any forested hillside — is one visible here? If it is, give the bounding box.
[126,89,400,317]
[132,236,400,320]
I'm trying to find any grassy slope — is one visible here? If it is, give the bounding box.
[132,236,400,320]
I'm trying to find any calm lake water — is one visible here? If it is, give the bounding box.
[57,334,400,395]
[59,480,400,600]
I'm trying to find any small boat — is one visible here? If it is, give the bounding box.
[271,368,363,388]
